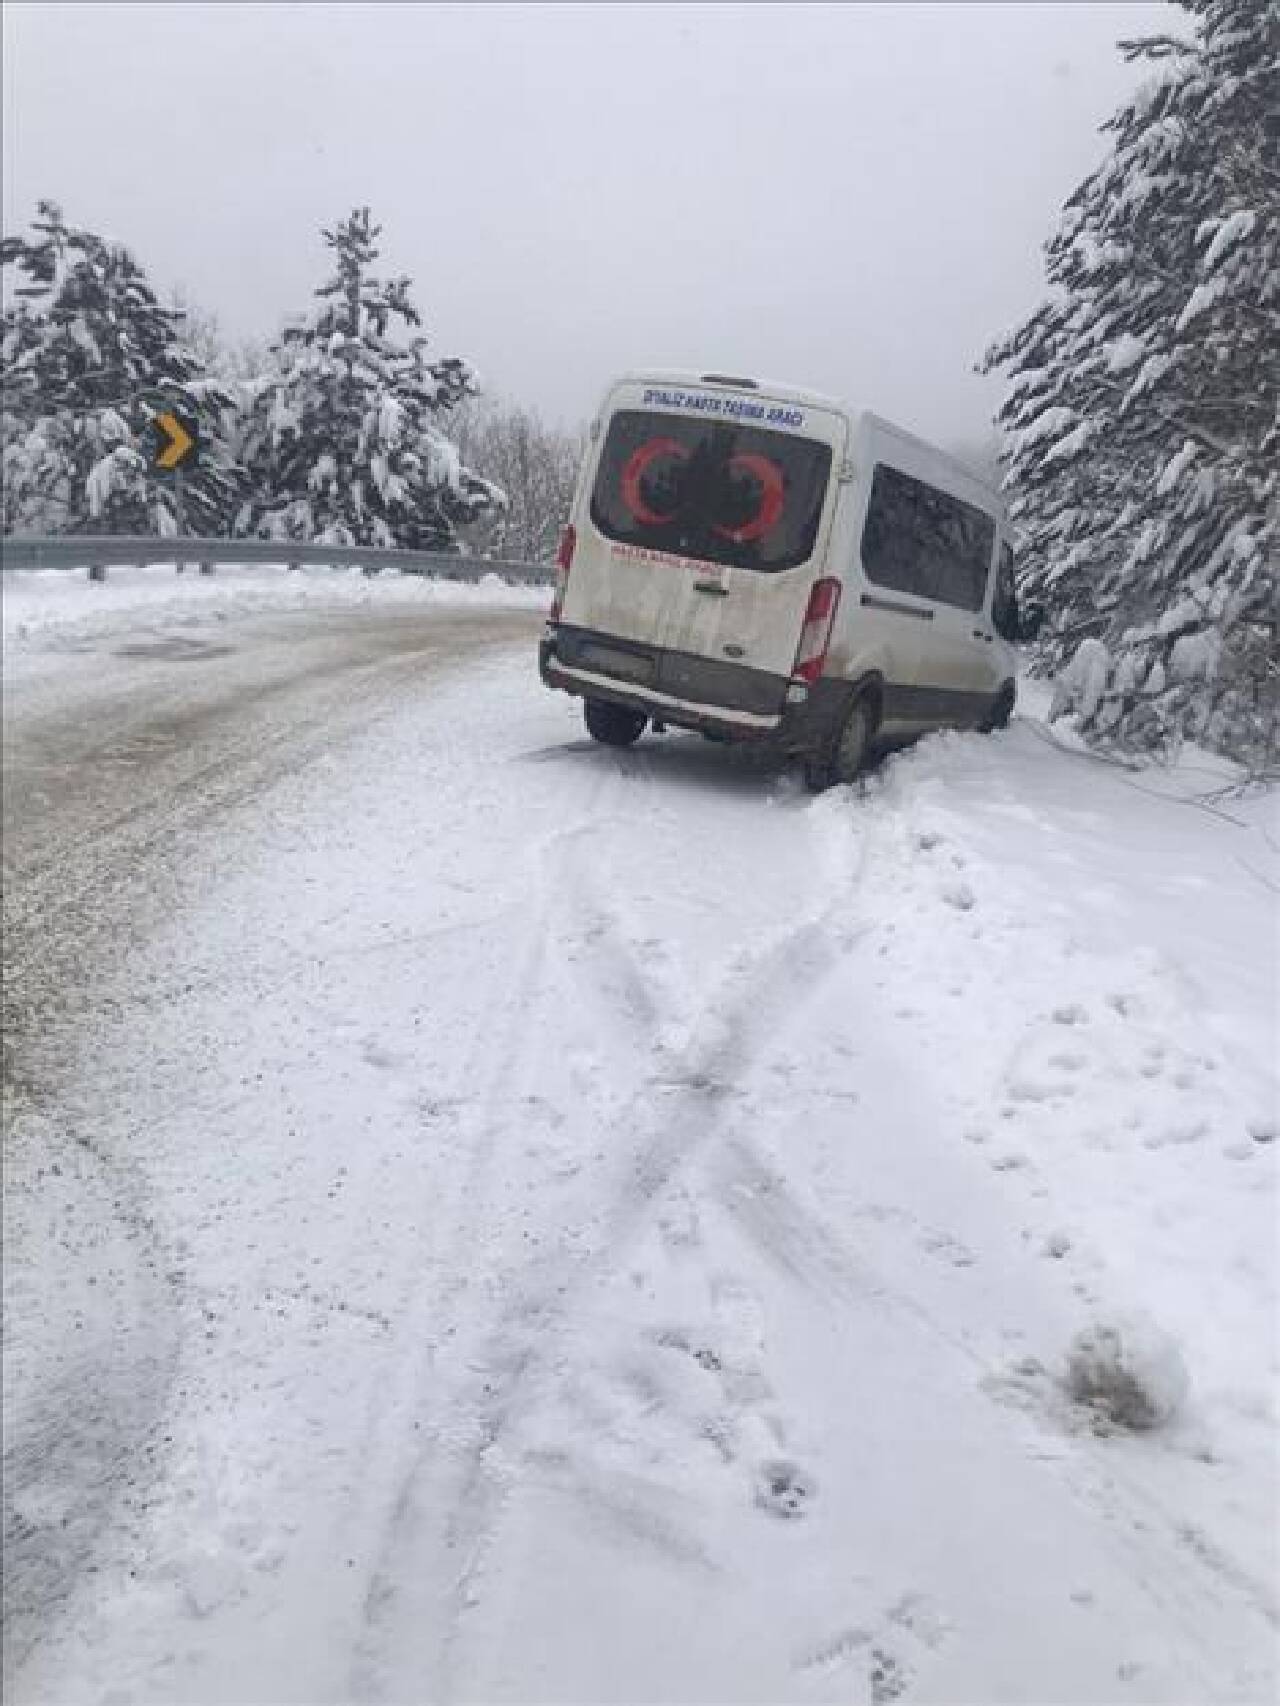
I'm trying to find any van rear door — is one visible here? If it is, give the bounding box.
[562,382,845,685]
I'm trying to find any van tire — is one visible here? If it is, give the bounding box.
[584,699,647,747]
[803,695,872,792]
[982,683,1016,733]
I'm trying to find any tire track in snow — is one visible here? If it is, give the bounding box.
[347,757,656,1701]
[356,758,1279,1701]
[350,791,878,1700]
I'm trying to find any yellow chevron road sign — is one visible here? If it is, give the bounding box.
[151,409,198,472]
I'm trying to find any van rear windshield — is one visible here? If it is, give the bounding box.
[589,410,833,574]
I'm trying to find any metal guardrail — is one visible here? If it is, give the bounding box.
[0,535,551,584]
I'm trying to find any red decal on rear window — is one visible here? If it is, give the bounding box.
[621,437,689,528]
[713,452,785,545]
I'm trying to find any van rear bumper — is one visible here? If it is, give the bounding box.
[541,623,825,742]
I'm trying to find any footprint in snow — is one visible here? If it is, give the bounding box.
[870,1645,913,1703]
[657,1188,701,1252]
[921,1228,977,1269]
[888,1591,951,1649]
[1005,1074,1072,1105]
[361,1039,405,1072]
[1221,1141,1257,1162]
[797,1591,948,1686]
[990,1151,1030,1172]
[1051,1003,1089,1026]
[1142,1117,1209,1150]
[797,1626,873,1673]
[1048,1050,1088,1073]
[754,1456,816,1519]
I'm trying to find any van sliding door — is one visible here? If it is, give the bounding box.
[859,463,998,726]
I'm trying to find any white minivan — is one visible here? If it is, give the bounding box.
[540,371,1025,788]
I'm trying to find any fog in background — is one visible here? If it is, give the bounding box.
[3,2,1175,452]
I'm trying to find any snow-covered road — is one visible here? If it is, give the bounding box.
[3,572,1277,1705]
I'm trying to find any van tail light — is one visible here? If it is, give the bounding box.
[792,576,841,684]
[550,523,576,621]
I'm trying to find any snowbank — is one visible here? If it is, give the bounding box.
[1,561,550,654]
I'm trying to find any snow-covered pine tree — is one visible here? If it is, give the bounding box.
[167,288,275,514]
[982,0,1278,767]
[1,202,241,536]
[235,208,503,551]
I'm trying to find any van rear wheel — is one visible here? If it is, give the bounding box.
[981,683,1016,733]
[803,696,872,792]
[584,698,647,747]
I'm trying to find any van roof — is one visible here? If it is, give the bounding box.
[859,412,1004,505]
[606,370,1002,502]
[610,369,848,414]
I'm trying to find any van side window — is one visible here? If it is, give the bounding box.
[860,464,994,613]
[992,543,1020,641]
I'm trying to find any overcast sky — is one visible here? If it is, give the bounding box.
[4,2,1175,448]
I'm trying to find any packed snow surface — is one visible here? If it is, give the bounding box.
[2,574,1276,1705]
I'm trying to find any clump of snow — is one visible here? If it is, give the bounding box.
[98,407,130,445]
[1156,439,1198,496]
[85,444,144,519]
[1069,233,1131,274]
[1050,637,1111,722]
[1157,592,1205,636]
[423,431,462,493]
[1176,274,1229,332]
[1043,420,1095,465]
[1008,405,1077,457]
[1168,628,1221,683]
[1105,332,1149,374]
[1123,350,1176,403]
[1198,208,1257,272]
[1064,1315,1190,1431]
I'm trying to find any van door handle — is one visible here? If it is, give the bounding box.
[694,580,729,597]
